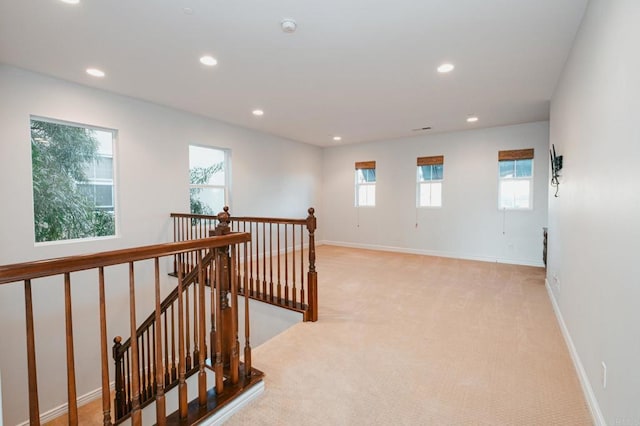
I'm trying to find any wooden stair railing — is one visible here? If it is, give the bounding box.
[0,219,258,426]
[171,207,318,321]
[111,248,216,422]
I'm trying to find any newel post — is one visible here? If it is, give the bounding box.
[306,207,318,322]
[210,207,234,393]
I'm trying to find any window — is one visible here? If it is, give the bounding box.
[498,149,534,209]
[189,145,229,215]
[355,161,376,207]
[417,156,444,207]
[31,117,116,243]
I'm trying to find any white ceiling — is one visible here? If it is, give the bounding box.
[0,0,588,147]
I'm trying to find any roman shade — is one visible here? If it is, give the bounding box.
[498,149,534,161]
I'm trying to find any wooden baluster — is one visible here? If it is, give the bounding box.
[197,251,207,405]
[292,226,297,307]
[214,247,224,394]
[262,222,267,296]
[269,223,274,301]
[154,258,167,424]
[300,224,305,309]
[125,351,131,413]
[171,303,177,382]
[193,279,199,371]
[230,244,240,384]
[185,281,191,372]
[127,263,142,425]
[140,332,146,401]
[307,208,318,321]
[63,273,79,425]
[254,221,259,296]
[243,243,252,377]
[151,322,156,393]
[177,255,188,418]
[146,328,152,400]
[24,279,41,426]
[163,311,170,385]
[237,228,242,295]
[173,217,177,273]
[285,225,289,303]
[210,254,217,364]
[277,223,282,302]
[248,221,253,296]
[98,268,112,426]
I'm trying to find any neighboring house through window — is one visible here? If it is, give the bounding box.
[189,145,229,215]
[498,148,534,209]
[417,155,444,207]
[355,161,376,207]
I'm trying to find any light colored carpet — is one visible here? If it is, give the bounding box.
[45,245,591,425]
[225,245,592,426]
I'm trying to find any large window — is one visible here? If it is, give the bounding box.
[498,149,534,209]
[355,161,376,207]
[31,117,116,243]
[417,156,443,207]
[189,145,228,215]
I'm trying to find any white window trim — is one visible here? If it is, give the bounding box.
[416,165,443,208]
[497,160,534,211]
[354,172,376,207]
[189,144,230,213]
[31,116,119,245]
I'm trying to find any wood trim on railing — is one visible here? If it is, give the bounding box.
[0,233,251,285]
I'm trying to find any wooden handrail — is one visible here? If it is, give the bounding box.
[0,233,250,285]
[3,230,255,425]
[171,212,307,225]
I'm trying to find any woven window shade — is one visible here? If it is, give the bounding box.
[417,155,444,166]
[498,149,534,161]
[355,161,376,170]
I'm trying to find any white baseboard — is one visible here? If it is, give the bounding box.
[17,381,115,425]
[320,240,545,268]
[545,279,606,426]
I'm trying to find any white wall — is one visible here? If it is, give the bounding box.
[322,122,549,266]
[0,64,321,425]
[548,1,640,424]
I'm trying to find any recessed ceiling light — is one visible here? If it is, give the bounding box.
[467,116,479,123]
[437,63,455,73]
[60,0,80,4]
[252,109,264,116]
[199,55,217,66]
[183,7,194,15]
[333,136,342,141]
[86,68,105,78]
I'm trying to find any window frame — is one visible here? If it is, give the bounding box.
[354,161,376,207]
[188,144,230,215]
[497,149,534,211]
[416,156,444,208]
[30,116,118,245]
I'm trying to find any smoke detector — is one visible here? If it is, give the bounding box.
[281,18,297,33]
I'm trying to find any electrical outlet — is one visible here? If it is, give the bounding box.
[552,274,560,291]
[601,362,607,389]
